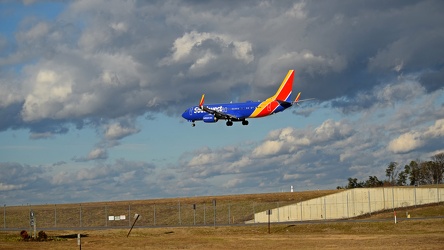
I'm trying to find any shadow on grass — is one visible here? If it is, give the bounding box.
[54,233,89,238]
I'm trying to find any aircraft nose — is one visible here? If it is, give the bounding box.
[181,109,190,120]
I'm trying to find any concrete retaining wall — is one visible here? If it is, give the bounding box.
[252,187,443,223]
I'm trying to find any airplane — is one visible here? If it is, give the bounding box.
[181,70,309,127]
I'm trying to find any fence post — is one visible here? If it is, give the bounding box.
[3,204,5,228]
[383,188,386,209]
[228,204,230,224]
[368,190,371,216]
[193,204,196,225]
[54,204,57,228]
[178,201,181,226]
[28,205,30,228]
[392,187,395,210]
[300,200,303,221]
[212,199,216,228]
[414,187,417,207]
[105,205,108,227]
[324,197,327,220]
[128,204,131,227]
[204,203,206,225]
[79,204,82,228]
[253,202,255,223]
[153,204,156,226]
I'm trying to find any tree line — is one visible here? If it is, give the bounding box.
[338,152,444,189]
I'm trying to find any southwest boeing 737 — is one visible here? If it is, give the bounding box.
[182,70,307,127]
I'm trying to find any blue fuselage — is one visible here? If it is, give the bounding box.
[181,100,287,122]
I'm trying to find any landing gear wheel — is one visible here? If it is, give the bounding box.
[242,120,249,126]
[226,121,233,126]
[192,122,195,127]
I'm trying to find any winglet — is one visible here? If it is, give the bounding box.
[199,94,205,108]
[294,92,301,102]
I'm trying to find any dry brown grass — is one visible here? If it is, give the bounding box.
[1,218,443,249]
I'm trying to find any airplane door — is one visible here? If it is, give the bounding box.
[189,107,193,115]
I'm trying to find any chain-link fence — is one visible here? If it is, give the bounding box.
[0,200,290,230]
[2,188,443,230]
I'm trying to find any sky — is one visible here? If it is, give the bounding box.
[1,0,443,206]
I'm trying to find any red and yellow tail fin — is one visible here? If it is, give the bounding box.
[272,70,294,102]
[199,94,205,108]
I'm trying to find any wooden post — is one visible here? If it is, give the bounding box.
[127,214,140,237]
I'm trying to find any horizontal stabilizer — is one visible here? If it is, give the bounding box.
[276,99,293,108]
[278,92,314,107]
[293,92,315,104]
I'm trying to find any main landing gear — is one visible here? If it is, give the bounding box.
[190,120,249,127]
[225,120,249,126]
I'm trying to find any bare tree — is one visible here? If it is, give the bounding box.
[407,160,420,186]
[431,152,444,184]
[419,161,434,185]
[385,162,399,185]
[365,176,383,187]
[342,153,444,189]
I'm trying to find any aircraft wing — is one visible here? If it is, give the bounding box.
[200,105,239,120]
[199,94,239,120]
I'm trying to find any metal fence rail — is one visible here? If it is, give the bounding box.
[1,200,274,230]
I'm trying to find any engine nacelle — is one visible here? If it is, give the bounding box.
[203,114,218,123]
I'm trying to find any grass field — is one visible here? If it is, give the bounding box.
[1,217,443,249]
[1,190,443,249]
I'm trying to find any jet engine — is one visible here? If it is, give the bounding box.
[203,114,218,123]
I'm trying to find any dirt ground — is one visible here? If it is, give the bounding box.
[1,218,443,249]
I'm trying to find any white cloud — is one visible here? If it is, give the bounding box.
[388,132,423,153]
[376,78,425,105]
[285,2,307,19]
[0,80,22,108]
[73,148,108,162]
[110,22,127,32]
[424,119,444,138]
[222,178,243,188]
[277,50,347,76]
[0,183,25,191]
[105,123,140,140]
[160,31,253,67]
[87,148,108,161]
[388,119,444,153]
[252,140,284,157]
[21,69,73,121]
[283,173,301,181]
[17,22,49,41]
